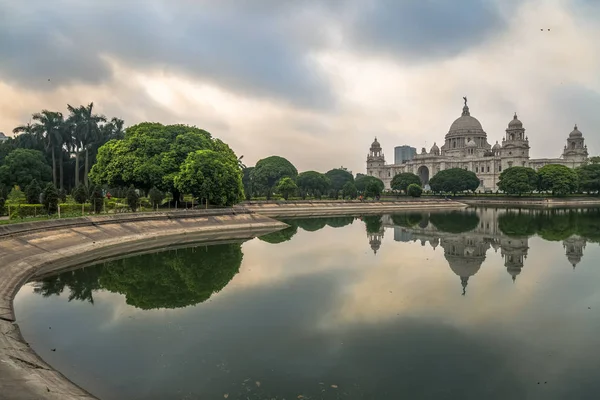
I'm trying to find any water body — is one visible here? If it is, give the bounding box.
[14,208,600,400]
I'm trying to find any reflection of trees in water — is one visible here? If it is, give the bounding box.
[294,218,328,232]
[363,215,383,234]
[326,216,354,228]
[258,224,298,244]
[33,243,243,310]
[498,209,600,242]
[429,211,480,234]
[391,213,424,228]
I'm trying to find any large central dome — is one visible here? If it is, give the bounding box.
[445,101,486,139]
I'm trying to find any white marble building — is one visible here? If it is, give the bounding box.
[366,99,589,190]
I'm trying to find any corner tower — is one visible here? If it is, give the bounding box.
[500,113,530,170]
[367,137,385,179]
[562,125,588,166]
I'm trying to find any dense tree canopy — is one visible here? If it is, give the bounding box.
[497,167,538,195]
[296,171,330,197]
[174,149,244,206]
[90,123,237,200]
[250,156,297,200]
[391,213,424,228]
[342,181,358,199]
[34,243,243,309]
[537,164,578,196]
[391,172,421,192]
[325,168,354,191]
[355,175,384,193]
[429,168,480,194]
[363,215,383,234]
[0,149,52,189]
[576,164,600,194]
[275,177,298,200]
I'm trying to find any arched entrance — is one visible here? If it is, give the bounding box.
[417,165,430,185]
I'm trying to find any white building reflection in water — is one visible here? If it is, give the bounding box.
[365,208,592,295]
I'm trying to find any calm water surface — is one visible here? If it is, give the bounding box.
[14,208,600,400]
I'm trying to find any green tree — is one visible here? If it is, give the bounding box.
[0,149,53,189]
[43,183,59,214]
[576,164,600,194]
[0,197,5,216]
[429,168,480,194]
[148,187,165,208]
[391,213,423,228]
[25,179,42,204]
[588,156,600,164]
[90,123,237,203]
[250,156,298,200]
[66,103,107,187]
[296,171,330,199]
[342,181,358,199]
[6,187,26,205]
[391,172,421,193]
[325,168,354,192]
[365,180,383,199]
[537,164,578,196]
[174,149,244,207]
[355,175,384,193]
[126,185,139,212]
[295,218,327,232]
[242,167,254,200]
[276,177,298,200]
[31,110,64,187]
[407,183,423,197]
[497,166,538,195]
[326,216,354,228]
[72,185,88,204]
[89,185,104,213]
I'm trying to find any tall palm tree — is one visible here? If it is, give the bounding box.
[79,103,106,186]
[67,105,83,187]
[31,110,63,186]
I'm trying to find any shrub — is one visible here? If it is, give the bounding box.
[9,204,45,219]
[148,187,165,208]
[72,185,88,204]
[43,184,59,214]
[0,197,5,216]
[6,187,26,205]
[407,183,423,197]
[126,185,139,212]
[89,185,104,214]
[58,188,67,203]
[25,179,42,204]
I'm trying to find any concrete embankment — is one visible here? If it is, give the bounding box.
[242,199,467,218]
[0,209,287,400]
[458,197,600,208]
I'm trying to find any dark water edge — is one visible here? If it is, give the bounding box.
[14,208,600,400]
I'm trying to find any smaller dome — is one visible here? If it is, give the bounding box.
[508,113,522,128]
[371,137,381,148]
[430,142,439,153]
[569,125,583,138]
[421,147,427,154]
[492,141,502,150]
[466,139,477,148]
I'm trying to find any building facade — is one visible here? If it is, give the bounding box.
[367,99,589,190]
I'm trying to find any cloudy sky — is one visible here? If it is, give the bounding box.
[1,0,598,173]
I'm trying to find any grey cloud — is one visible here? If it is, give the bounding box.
[549,85,600,154]
[344,0,508,61]
[0,0,335,109]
